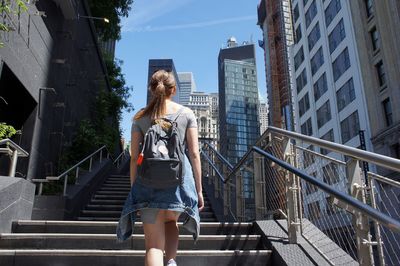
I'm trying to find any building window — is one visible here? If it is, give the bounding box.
[293,4,300,23]
[301,118,313,136]
[294,47,305,70]
[325,0,341,27]
[341,111,360,143]
[305,1,317,28]
[295,25,302,44]
[336,78,355,111]
[308,22,321,51]
[382,98,393,126]
[332,47,350,81]
[313,73,328,101]
[365,0,374,18]
[296,68,308,93]
[303,0,309,7]
[299,92,310,117]
[329,19,346,54]
[375,61,386,87]
[311,47,324,75]
[317,100,331,128]
[320,129,334,155]
[370,27,380,51]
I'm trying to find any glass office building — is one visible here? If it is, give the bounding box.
[218,38,260,165]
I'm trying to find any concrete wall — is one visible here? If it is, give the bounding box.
[0,177,35,233]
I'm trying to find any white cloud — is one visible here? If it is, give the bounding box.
[122,0,195,32]
[126,15,257,32]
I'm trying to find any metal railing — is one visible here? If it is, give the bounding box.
[200,126,400,265]
[0,138,29,177]
[33,146,115,196]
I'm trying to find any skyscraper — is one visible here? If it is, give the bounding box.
[289,0,373,157]
[147,59,181,104]
[257,0,294,130]
[177,72,197,105]
[218,37,260,165]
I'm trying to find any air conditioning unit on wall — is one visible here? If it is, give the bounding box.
[52,0,76,20]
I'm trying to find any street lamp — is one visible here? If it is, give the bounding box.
[78,14,109,23]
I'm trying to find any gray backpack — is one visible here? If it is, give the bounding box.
[137,107,186,189]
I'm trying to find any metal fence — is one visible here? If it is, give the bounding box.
[200,126,400,265]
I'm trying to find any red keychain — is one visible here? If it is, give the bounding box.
[137,153,144,166]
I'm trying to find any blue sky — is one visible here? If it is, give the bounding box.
[115,0,267,141]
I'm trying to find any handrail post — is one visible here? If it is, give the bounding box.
[63,174,68,196]
[235,169,243,221]
[254,152,265,220]
[283,138,299,244]
[8,150,18,177]
[347,159,374,266]
[368,174,385,266]
[222,164,230,220]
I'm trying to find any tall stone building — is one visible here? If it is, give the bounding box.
[0,0,116,180]
[186,92,218,148]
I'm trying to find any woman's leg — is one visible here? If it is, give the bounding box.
[164,211,181,262]
[143,210,165,266]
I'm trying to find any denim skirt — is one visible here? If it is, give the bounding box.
[116,156,200,242]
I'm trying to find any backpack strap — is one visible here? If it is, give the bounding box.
[173,107,185,122]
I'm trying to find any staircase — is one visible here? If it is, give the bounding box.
[77,174,218,222]
[0,174,271,265]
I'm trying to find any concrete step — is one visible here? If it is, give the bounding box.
[93,195,127,200]
[98,187,131,192]
[0,249,271,266]
[12,221,254,235]
[89,199,126,205]
[109,175,130,178]
[85,205,123,211]
[102,183,131,188]
[80,210,121,218]
[0,233,264,250]
[95,191,129,195]
[77,217,120,221]
[199,212,215,219]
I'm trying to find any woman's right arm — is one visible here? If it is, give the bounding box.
[130,130,143,186]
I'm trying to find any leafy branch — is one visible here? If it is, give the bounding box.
[0,0,28,47]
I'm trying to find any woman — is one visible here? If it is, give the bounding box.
[117,69,204,266]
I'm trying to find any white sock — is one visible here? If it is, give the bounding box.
[167,259,177,266]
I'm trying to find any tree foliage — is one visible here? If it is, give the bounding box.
[0,123,19,140]
[0,0,28,47]
[87,0,134,41]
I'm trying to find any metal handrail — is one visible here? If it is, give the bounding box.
[0,138,29,157]
[203,142,234,170]
[34,145,110,196]
[268,126,400,172]
[202,142,400,232]
[251,146,400,233]
[200,150,225,182]
[0,138,29,177]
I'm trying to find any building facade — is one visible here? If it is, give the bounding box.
[259,101,268,135]
[218,37,260,165]
[218,38,260,218]
[0,0,116,180]
[186,92,218,148]
[290,0,374,158]
[257,0,294,130]
[147,59,181,104]
[177,72,196,105]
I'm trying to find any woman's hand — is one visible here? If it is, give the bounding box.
[197,192,204,212]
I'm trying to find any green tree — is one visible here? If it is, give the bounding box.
[87,0,134,41]
[0,0,28,47]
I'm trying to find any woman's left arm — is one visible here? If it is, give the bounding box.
[130,130,143,186]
